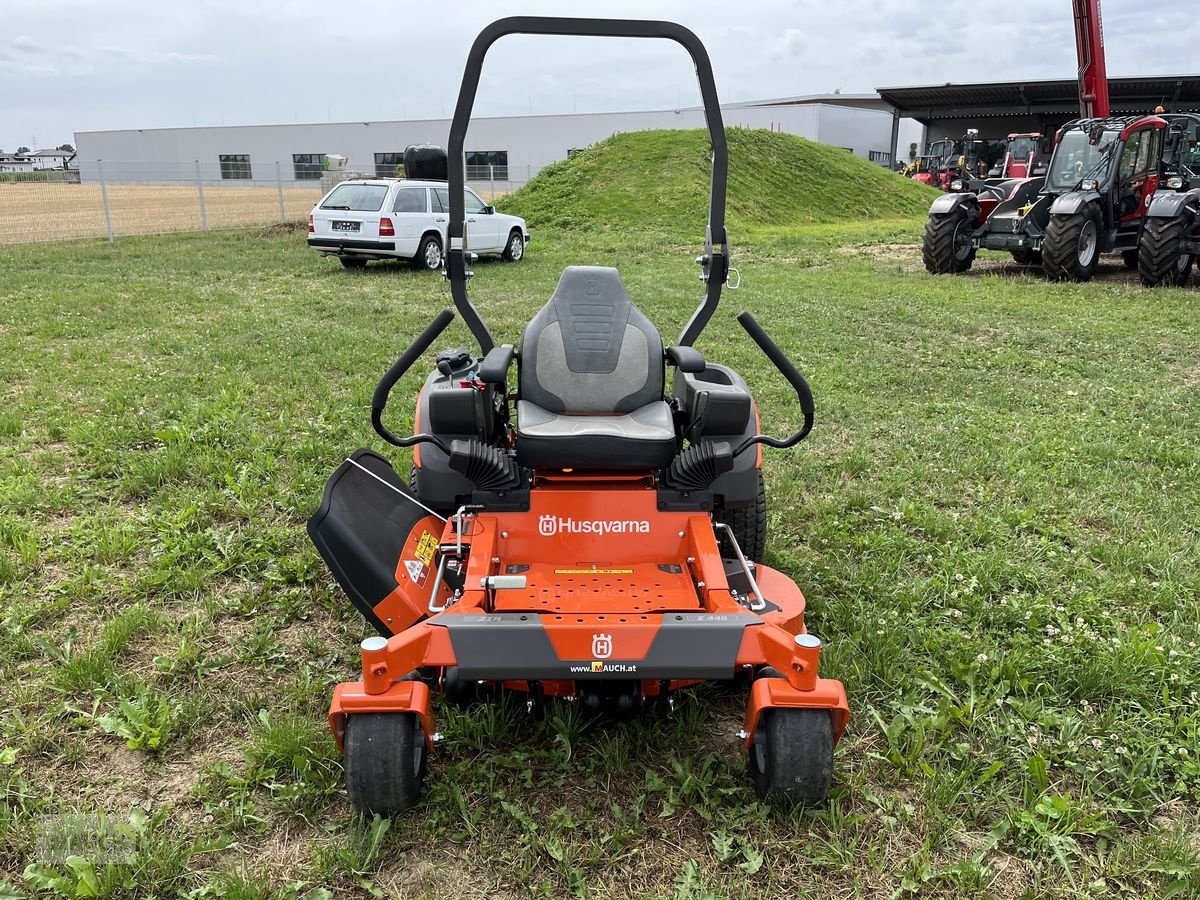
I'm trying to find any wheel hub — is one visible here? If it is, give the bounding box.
[1078,221,1098,267]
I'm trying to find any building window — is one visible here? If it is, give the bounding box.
[293,153,323,180]
[374,152,405,179]
[869,150,892,166]
[219,154,251,179]
[466,150,507,180]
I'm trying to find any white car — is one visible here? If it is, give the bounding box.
[307,178,529,270]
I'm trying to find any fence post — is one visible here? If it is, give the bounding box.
[489,164,495,201]
[195,160,208,232]
[275,161,285,223]
[97,159,113,243]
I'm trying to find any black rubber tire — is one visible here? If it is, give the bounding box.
[1138,215,1195,287]
[1009,248,1041,265]
[343,712,427,816]
[441,666,478,707]
[1042,204,1102,282]
[714,470,766,562]
[339,256,367,269]
[748,707,833,807]
[922,206,977,274]
[501,229,525,262]
[412,234,442,271]
[1121,249,1140,270]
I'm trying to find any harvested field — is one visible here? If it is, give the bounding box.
[0,182,323,244]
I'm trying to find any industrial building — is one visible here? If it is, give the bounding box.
[73,96,924,186]
[879,75,1200,162]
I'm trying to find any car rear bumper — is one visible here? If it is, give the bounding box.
[308,237,396,252]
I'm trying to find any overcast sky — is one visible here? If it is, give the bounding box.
[2,0,1197,150]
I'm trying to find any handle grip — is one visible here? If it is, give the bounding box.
[372,308,456,446]
[736,312,815,425]
[732,311,814,456]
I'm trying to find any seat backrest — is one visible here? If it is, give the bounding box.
[519,266,663,414]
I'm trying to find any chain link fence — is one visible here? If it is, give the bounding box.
[0,160,529,246]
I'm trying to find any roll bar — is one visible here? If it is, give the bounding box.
[446,17,729,353]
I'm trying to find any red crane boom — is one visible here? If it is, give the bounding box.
[1074,0,1109,118]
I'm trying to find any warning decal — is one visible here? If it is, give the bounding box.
[414,531,437,566]
[404,559,429,587]
[554,568,634,575]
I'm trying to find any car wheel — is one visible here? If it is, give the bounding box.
[413,235,443,271]
[502,229,525,262]
[340,256,367,269]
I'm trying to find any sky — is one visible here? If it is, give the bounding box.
[2,0,1198,151]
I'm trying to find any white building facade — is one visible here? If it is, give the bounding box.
[74,97,922,186]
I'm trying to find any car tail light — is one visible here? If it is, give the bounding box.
[379,217,395,236]
[308,215,314,233]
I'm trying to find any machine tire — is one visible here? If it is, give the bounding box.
[502,229,525,262]
[340,256,368,269]
[441,666,479,707]
[714,471,766,562]
[922,206,977,274]
[412,234,443,271]
[1041,204,1102,282]
[1009,248,1041,265]
[748,706,833,807]
[343,712,427,816]
[1122,249,1140,270]
[1138,215,1195,287]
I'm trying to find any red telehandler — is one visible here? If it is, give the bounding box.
[923,0,1197,284]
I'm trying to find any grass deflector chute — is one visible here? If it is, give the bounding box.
[307,16,849,815]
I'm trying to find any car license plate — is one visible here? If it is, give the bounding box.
[332,221,359,232]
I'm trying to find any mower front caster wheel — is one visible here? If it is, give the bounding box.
[344,712,427,816]
[748,708,833,807]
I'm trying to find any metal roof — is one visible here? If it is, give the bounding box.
[877,76,1200,122]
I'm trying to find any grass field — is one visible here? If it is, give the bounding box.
[1,217,1199,899]
[0,183,324,245]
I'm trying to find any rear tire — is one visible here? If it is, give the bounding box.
[340,256,367,269]
[1042,204,1102,282]
[501,229,525,262]
[714,471,766,562]
[748,706,833,807]
[412,235,443,271]
[1122,249,1140,270]
[1138,215,1195,287]
[1009,248,1041,265]
[922,206,977,274]
[344,713,427,816]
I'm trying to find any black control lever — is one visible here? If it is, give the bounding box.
[372,308,456,449]
[732,311,815,457]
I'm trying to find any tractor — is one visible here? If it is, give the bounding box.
[923,114,1170,280]
[990,133,1044,179]
[1138,113,1200,287]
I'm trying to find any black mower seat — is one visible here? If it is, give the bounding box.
[515,266,676,470]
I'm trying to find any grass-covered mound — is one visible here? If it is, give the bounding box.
[498,127,939,233]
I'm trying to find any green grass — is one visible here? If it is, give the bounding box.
[498,128,940,234]
[1,219,1199,898]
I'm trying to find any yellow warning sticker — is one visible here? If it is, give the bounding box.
[554,568,634,575]
[415,531,437,567]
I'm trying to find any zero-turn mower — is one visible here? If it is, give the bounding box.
[307,17,849,816]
